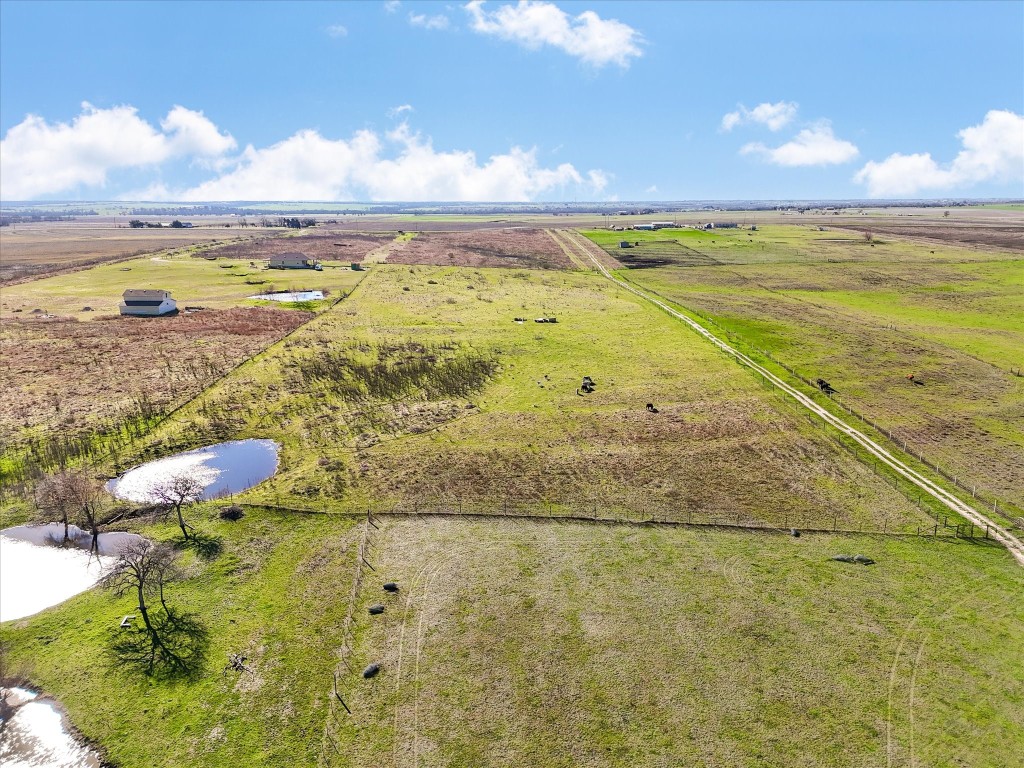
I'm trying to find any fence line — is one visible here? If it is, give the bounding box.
[751,345,1019,525]
[239,501,997,544]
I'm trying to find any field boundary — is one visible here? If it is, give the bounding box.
[558,228,1024,566]
[237,503,999,544]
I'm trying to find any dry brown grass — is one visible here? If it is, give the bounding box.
[385,229,573,269]
[0,220,262,284]
[206,232,394,262]
[0,308,310,447]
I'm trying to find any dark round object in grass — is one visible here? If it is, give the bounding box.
[363,663,381,679]
[383,582,399,592]
[790,528,800,538]
[219,505,245,521]
[368,604,385,615]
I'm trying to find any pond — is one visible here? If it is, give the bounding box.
[105,439,280,503]
[0,524,145,623]
[0,687,101,767]
[249,290,324,302]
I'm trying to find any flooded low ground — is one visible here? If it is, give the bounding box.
[0,524,145,623]
[0,687,101,768]
[249,289,324,302]
[106,438,280,503]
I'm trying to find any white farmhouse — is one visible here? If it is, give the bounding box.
[119,289,177,316]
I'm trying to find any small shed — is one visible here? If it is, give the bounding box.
[269,252,321,270]
[119,289,176,316]
[619,241,632,249]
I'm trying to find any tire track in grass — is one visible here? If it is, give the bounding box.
[559,228,1024,567]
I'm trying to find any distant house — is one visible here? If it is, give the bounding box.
[650,221,675,230]
[119,289,177,316]
[269,252,321,270]
[633,223,655,231]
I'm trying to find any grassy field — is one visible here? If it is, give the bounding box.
[105,263,932,533]
[0,251,366,318]
[2,512,1020,768]
[0,220,267,283]
[581,225,1024,515]
[2,214,1022,768]
[0,254,367,488]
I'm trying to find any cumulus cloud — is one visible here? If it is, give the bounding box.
[383,0,401,12]
[326,24,348,38]
[854,110,1024,197]
[721,101,798,132]
[740,121,858,167]
[409,11,450,30]
[464,0,642,68]
[0,102,235,199]
[1,102,604,202]
[177,122,603,201]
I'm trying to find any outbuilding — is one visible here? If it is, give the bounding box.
[269,252,322,270]
[119,289,177,316]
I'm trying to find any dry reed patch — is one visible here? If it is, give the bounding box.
[384,229,573,269]
[0,308,310,443]
[206,233,394,262]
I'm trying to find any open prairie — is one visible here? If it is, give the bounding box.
[582,222,1024,518]
[2,209,1022,768]
[0,218,271,283]
[2,511,1020,768]
[104,263,932,532]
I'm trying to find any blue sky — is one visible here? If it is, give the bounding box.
[1,0,1022,201]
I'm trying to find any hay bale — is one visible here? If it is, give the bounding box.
[362,663,381,679]
[368,604,385,615]
[383,582,399,593]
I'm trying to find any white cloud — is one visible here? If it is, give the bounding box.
[721,101,798,132]
[740,121,858,167]
[160,105,237,158]
[326,24,348,38]
[0,102,235,199]
[176,122,604,202]
[464,0,642,68]
[383,0,401,12]
[409,11,450,30]
[854,110,1024,197]
[388,104,415,118]
[644,184,658,195]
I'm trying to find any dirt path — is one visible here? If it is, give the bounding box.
[558,228,1024,567]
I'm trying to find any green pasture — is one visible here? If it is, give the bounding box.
[3,513,1021,768]
[582,226,1024,512]
[581,224,1022,266]
[103,264,931,533]
[0,252,366,318]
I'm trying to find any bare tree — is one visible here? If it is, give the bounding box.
[35,470,102,545]
[151,472,204,541]
[34,473,83,544]
[103,540,176,637]
[104,541,206,676]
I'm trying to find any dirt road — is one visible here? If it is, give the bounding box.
[556,228,1024,567]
